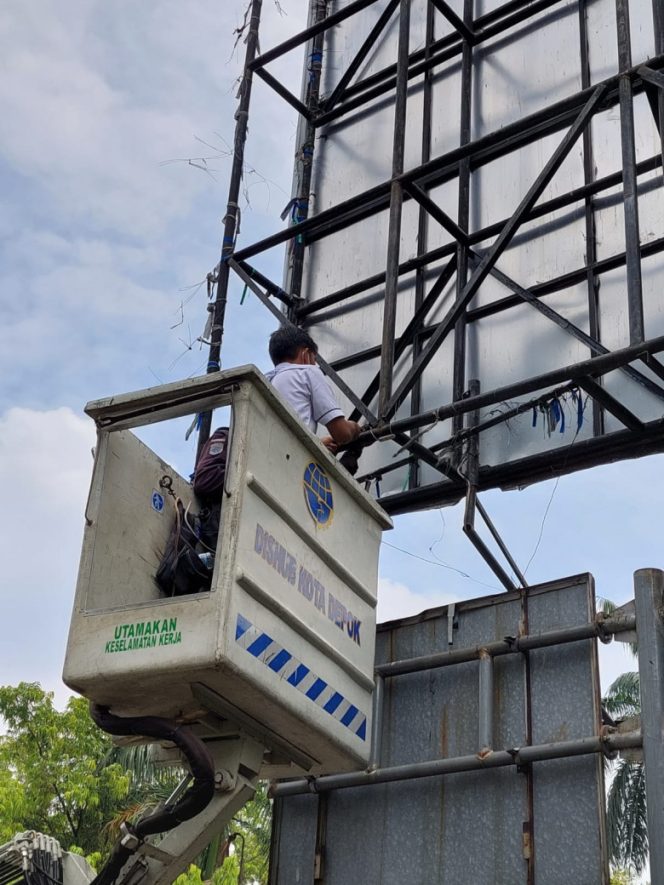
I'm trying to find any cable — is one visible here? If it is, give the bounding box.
[523,396,588,576]
[381,539,501,592]
[523,476,560,576]
[428,509,446,556]
[29,860,61,885]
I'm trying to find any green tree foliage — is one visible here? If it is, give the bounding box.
[603,671,647,876]
[0,682,273,880]
[229,782,271,884]
[174,860,240,885]
[0,683,129,851]
[610,869,636,885]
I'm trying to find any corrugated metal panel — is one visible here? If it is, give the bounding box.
[270,575,608,884]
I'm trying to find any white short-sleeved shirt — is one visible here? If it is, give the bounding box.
[265,363,344,432]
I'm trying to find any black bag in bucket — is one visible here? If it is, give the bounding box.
[156,499,212,596]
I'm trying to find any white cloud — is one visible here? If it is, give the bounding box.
[0,407,94,706]
[0,2,302,239]
[377,577,457,623]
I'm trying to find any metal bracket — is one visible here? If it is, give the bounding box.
[447,602,457,646]
[112,736,264,885]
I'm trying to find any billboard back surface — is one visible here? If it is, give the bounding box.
[232,0,664,514]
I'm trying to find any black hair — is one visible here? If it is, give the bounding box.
[269,326,318,365]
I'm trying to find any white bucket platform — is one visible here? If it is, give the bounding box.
[63,366,391,776]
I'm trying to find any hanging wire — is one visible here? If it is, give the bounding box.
[381,539,502,593]
[523,394,589,576]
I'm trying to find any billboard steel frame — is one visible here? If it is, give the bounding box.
[205,0,664,518]
[268,569,664,883]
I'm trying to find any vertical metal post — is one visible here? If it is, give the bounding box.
[287,0,328,306]
[634,568,664,883]
[199,0,263,452]
[478,650,493,751]
[462,379,517,593]
[578,0,603,438]
[653,0,664,158]
[452,0,474,438]
[615,0,644,343]
[379,0,411,417]
[369,674,385,769]
[409,0,435,491]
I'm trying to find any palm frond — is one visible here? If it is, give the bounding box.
[607,758,648,874]
[598,597,617,616]
[603,672,640,718]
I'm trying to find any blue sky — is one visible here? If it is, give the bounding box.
[0,0,657,719]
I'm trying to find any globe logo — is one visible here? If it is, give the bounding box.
[303,462,334,527]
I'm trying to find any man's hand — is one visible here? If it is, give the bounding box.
[321,436,339,453]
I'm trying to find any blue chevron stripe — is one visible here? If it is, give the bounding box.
[234,614,367,741]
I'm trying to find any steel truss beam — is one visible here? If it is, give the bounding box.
[208,0,664,517]
[382,84,607,420]
[232,60,663,265]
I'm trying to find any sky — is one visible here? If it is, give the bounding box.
[0,0,660,774]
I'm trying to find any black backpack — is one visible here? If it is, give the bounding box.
[155,499,213,596]
[193,427,229,504]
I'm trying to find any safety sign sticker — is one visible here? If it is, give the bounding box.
[235,614,366,741]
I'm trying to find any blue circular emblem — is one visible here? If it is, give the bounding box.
[151,491,165,513]
[303,462,334,527]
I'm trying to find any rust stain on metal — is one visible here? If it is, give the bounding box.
[550,722,569,743]
[440,705,449,757]
[476,747,493,761]
[522,824,532,859]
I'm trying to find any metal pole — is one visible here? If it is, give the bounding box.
[452,0,474,436]
[374,612,636,678]
[378,0,411,417]
[461,379,519,592]
[286,0,328,305]
[653,0,664,158]
[478,650,493,751]
[615,0,644,343]
[578,0,603,436]
[409,0,436,490]
[198,0,263,453]
[634,568,664,883]
[369,674,385,770]
[271,731,642,797]
[358,331,664,441]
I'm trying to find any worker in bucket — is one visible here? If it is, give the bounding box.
[265,326,361,452]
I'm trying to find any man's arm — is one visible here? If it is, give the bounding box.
[321,417,361,451]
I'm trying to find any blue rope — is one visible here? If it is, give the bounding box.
[308,50,323,82]
[221,235,235,263]
[207,360,220,372]
[291,198,308,223]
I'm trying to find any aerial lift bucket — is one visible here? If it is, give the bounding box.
[63,366,391,777]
